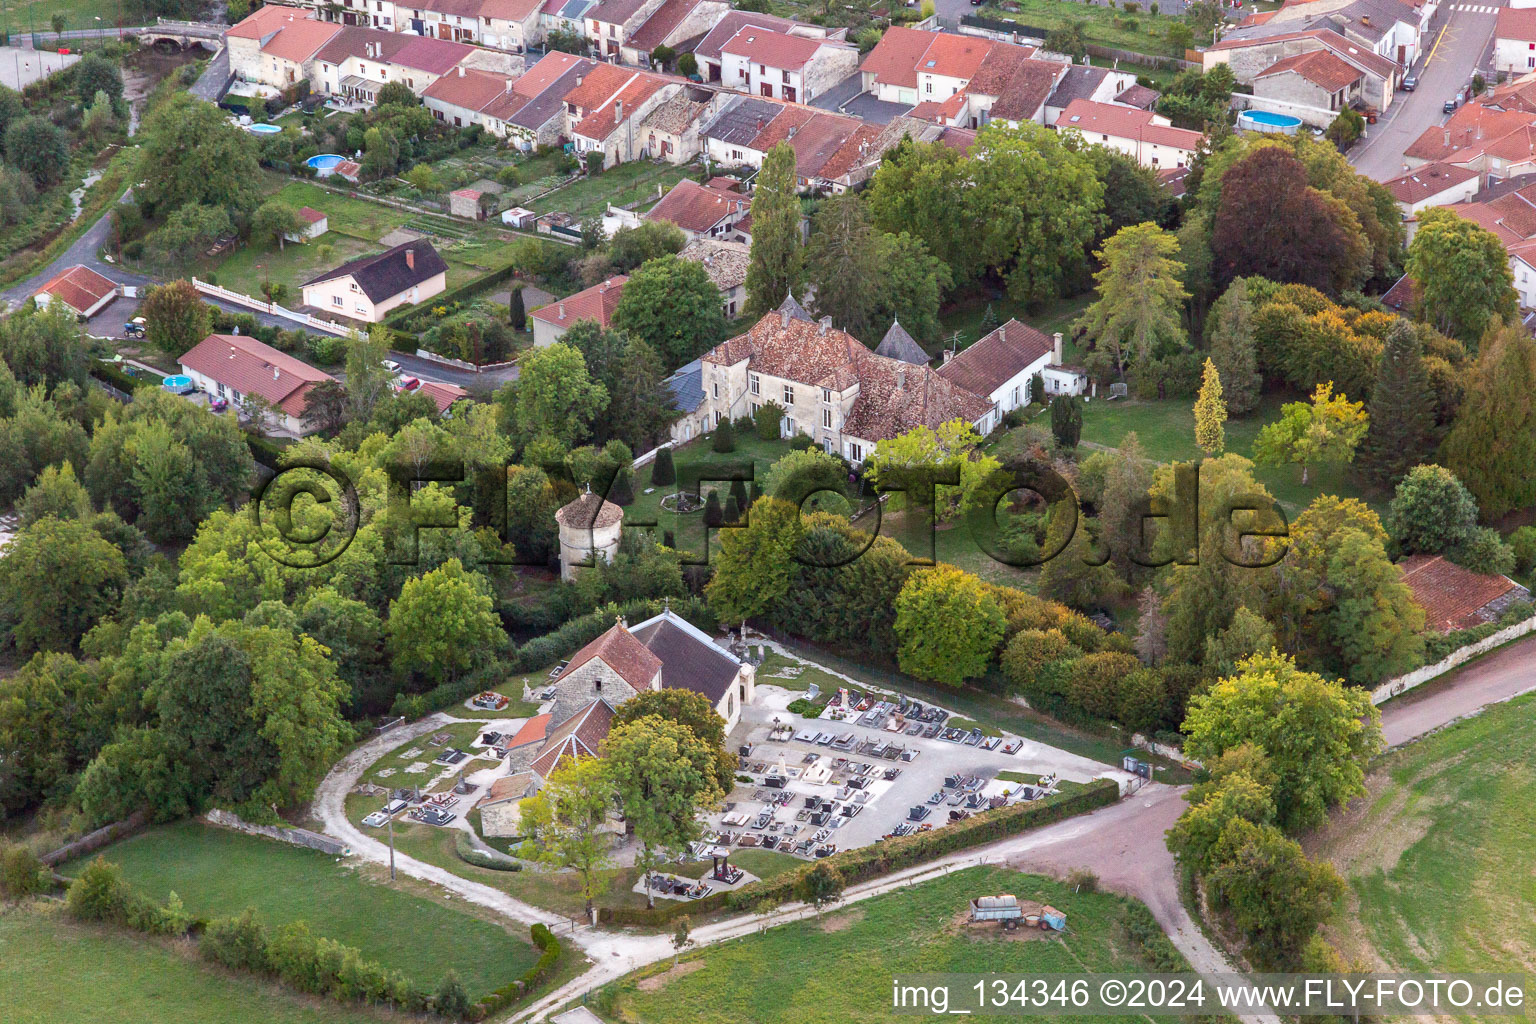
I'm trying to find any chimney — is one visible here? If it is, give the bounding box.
[942,349,953,364]
[506,78,514,93]
[819,315,832,335]
[616,99,623,123]
[576,74,583,86]
[559,302,566,318]
[1444,127,1451,146]
[274,367,281,380]
[458,64,466,77]
[1360,14,1370,25]
[896,367,906,390]
[1052,332,1063,365]
[406,248,415,270]
[780,309,790,328]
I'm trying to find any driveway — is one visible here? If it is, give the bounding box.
[2,193,149,312]
[1378,631,1536,747]
[1350,3,1502,181]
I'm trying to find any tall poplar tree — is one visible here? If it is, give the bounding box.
[743,142,803,316]
[1440,320,1536,518]
[1206,278,1260,415]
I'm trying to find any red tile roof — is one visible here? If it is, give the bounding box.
[645,178,748,233]
[1054,98,1203,152]
[859,24,932,90]
[1445,201,1526,244]
[935,319,1053,397]
[985,57,1063,122]
[392,35,476,74]
[1404,103,1536,163]
[1398,554,1528,632]
[720,25,824,69]
[531,276,628,330]
[514,50,592,99]
[917,30,992,80]
[227,3,314,40]
[297,206,327,224]
[423,67,517,111]
[563,62,636,111]
[695,11,803,63]
[503,712,552,750]
[1497,7,1536,43]
[588,0,653,26]
[1254,49,1362,92]
[178,334,335,417]
[417,379,467,415]
[627,0,703,51]
[529,699,616,778]
[1382,162,1480,204]
[35,264,117,313]
[555,490,624,529]
[563,622,663,691]
[571,73,667,141]
[258,16,342,62]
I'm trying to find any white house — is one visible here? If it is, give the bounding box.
[935,319,1086,434]
[177,333,337,436]
[1496,8,1536,74]
[300,241,448,322]
[1381,162,1480,241]
[716,25,857,104]
[1054,99,1203,169]
[529,275,628,347]
[284,206,329,243]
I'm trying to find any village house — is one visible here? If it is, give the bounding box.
[1040,63,1143,124]
[637,89,713,163]
[678,236,750,317]
[1398,554,1532,632]
[697,96,920,192]
[422,65,519,126]
[583,0,667,57]
[692,10,836,85]
[1054,99,1203,169]
[934,319,1087,432]
[1201,27,1399,122]
[698,301,995,464]
[312,26,482,105]
[619,0,730,67]
[301,240,449,322]
[226,5,342,93]
[1402,76,1536,176]
[644,177,750,240]
[32,264,119,318]
[392,0,544,50]
[177,333,337,436]
[1496,8,1536,74]
[717,24,857,104]
[562,63,680,168]
[1381,162,1481,240]
[1213,0,1424,69]
[530,275,628,347]
[663,358,708,443]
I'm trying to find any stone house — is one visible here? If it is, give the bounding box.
[716,25,857,104]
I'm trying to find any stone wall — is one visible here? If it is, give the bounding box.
[1369,615,1536,707]
[205,809,351,857]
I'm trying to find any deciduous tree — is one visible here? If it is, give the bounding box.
[610,255,726,368]
[140,280,211,360]
[894,565,1005,685]
[386,558,506,681]
[252,199,305,251]
[1406,207,1519,345]
[495,342,607,450]
[517,757,616,918]
[1252,382,1367,484]
[1385,463,1479,555]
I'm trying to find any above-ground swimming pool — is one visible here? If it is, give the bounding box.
[307,153,346,174]
[1239,109,1304,135]
[248,123,282,134]
[161,375,197,395]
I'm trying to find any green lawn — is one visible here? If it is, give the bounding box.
[629,434,800,558]
[1315,693,1536,1019]
[2,0,121,35]
[1075,391,1389,517]
[62,821,541,998]
[528,160,694,221]
[977,0,1190,59]
[591,865,1192,1023]
[0,908,387,1024]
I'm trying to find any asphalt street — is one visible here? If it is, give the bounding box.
[1351,2,1503,180]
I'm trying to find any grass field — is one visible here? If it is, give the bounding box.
[629,433,799,554]
[0,908,388,1024]
[591,865,1190,1023]
[1075,391,1389,518]
[1311,692,1536,1014]
[62,821,541,998]
[977,0,1189,59]
[206,176,517,297]
[1,0,122,35]
[528,160,694,221]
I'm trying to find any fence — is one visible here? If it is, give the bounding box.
[1369,614,1536,707]
[191,277,352,336]
[411,348,518,372]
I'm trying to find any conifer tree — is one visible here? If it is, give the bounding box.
[1206,279,1260,416]
[652,446,676,486]
[1440,321,1536,518]
[1360,320,1434,489]
[1194,358,1227,455]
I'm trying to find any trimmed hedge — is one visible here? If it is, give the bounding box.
[90,362,160,393]
[598,780,1120,927]
[454,831,521,872]
[246,433,289,470]
[471,923,561,1019]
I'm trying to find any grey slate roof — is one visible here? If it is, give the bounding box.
[874,318,928,364]
[777,290,813,322]
[702,96,784,147]
[302,241,447,302]
[664,358,705,414]
[1045,65,1109,110]
[630,616,741,704]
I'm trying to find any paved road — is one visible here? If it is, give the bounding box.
[189,44,230,103]
[1351,3,1502,181]
[1378,631,1536,747]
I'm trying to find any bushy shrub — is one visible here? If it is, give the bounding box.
[65,857,131,924]
[0,843,49,899]
[711,417,735,453]
[1511,526,1536,575]
[201,908,271,973]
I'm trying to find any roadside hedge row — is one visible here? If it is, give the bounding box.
[597,779,1120,927]
[471,922,562,1020]
[1422,602,1536,663]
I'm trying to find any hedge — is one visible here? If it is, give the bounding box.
[246,433,289,470]
[597,779,1120,927]
[471,923,562,1019]
[1421,601,1536,663]
[454,831,521,872]
[90,362,160,394]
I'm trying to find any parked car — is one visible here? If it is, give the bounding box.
[383,359,402,372]
[1401,75,1418,91]
[1444,98,1458,113]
